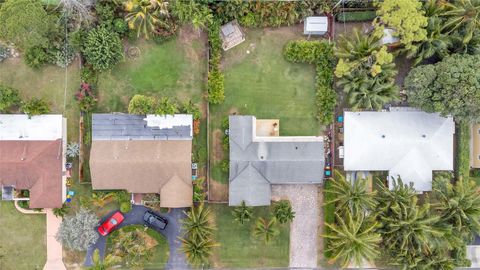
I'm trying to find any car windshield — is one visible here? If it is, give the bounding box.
[110,218,118,225]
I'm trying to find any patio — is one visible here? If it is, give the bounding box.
[256,119,280,137]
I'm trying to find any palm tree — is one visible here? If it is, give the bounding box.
[90,192,114,208]
[376,176,417,217]
[112,229,154,267]
[273,200,295,224]
[253,217,279,244]
[231,201,254,225]
[432,174,480,240]
[125,0,170,39]
[53,203,70,218]
[325,170,377,215]
[324,212,381,268]
[182,204,214,241]
[179,235,218,266]
[441,0,480,44]
[89,249,122,270]
[409,16,451,65]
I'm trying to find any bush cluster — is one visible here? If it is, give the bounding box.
[21,97,50,117]
[207,19,225,105]
[335,11,377,22]
[0,84,21,113]
[283,40,336,124]
[82,26,123,71]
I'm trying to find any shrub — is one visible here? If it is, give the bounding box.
[0,85,21,112]
[181,100,201,120]
[52,43,75,68]
[68,29,84,52]
[221,159,229,173]
[21,97,50,117]
[80,66,98,84]
[155,97,179,115]
[82,27,123,71]
[283,40,326,64]
[273,200,295,224]
[24,46,49,68]
[75,83,97,112]
[113,18,129,36]
[66,142,80,158]
[207,70,225,104]
[335,11,376,22]
[193,177,206,202]
[221,117,229,131]
[207,18,225,104]
[128,94,155,115]
[56,208,99,251]
[222,135,229,152]
[120,201,132,213]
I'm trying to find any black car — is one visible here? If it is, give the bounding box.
[143,211,168,230]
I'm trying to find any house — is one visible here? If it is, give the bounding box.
[344,108,455,192]
[0,114,67,208]
[220,20,245,51]
[228,115,325,206]
[89,113,193,208]
[303,16,329,36]
[471,123,480,168]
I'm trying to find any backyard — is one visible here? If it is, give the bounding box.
[209,204,290,268]
[209,26,324,196]
[0,201,47,270]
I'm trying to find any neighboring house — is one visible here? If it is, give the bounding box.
[228,115,325,206]
[0,114,67,208]
[90,113,193,208]
[344,108,455,192]
[470,123,480,168]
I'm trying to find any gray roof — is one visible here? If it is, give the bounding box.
[229,116,325,206]
[92,113,192,141]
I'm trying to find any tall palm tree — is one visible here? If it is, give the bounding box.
[409,16,451,65]
[324,212,381,268]
[182,204,215,241]
[432,174,480,240]
[441,0,480,44]
[325,170,377,215]
[253,217,279,244]
[125,0,170,39]
[231,200,254,225]
[335,28,382,66]
[376,176,417,217]
[179,236,218,266]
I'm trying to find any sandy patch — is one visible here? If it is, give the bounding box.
[209,179,228,202]
[212,129,224,162]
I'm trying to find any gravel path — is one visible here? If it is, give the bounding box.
[272,184,320,269]
[84,205,189,269]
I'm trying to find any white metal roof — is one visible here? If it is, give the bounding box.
[0,114,63,141]
[344,110,454,192]
[381,28,400,45]
[145,114,193,137]
[304,17,328,34]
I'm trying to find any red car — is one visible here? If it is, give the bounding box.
[98,211,124,236]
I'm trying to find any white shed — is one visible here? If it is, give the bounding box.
[304,16,328,36]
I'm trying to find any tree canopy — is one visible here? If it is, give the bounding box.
[82,27,123,71]
[55,208,99,251]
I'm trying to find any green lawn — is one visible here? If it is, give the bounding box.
[0,201,46,270]
[210,27,322,184]
[210,204,289,268]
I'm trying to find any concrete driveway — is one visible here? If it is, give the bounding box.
[272,184,320,269]
[84,205,189,269]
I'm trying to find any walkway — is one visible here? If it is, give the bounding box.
[272,184,320,268]
[44,209,67,270]
[84,205,189,269]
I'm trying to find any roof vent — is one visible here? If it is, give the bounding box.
[295,146,298,150]
[422,134,426,138]
[381,135,386,138]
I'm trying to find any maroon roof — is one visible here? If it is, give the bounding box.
[0,140,63,208]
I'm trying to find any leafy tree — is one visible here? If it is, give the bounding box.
[53,203,70,218]
[21,97,50,117]
[128,94,155,114]
[404,54,480,122]
[180,235,218,266]
[155,97,178,115]
[374,0,428,52]
[111,228,154,267]
[82,27,123,71]
[253,217,279,244]
[88,249,122,270]
[182,204,214,241]
[0,85,21,113]
[273,200,295,224]
[325,170,377,215]
[231,201,253,225]
[125,0,170,39]
[55,208,99,251]
[324,212,381,268]
[442,0,480,44]
[0,0,55,50]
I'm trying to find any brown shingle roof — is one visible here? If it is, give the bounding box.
[90,140,192,207]
[0,140,63,208]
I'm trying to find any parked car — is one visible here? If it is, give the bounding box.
[143,210,168,230]
[98,211,125,236]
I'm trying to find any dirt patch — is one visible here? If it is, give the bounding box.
[177,24,207,63]
[209,179,228,202]
[212,129,224,162]
[228,107,239,115]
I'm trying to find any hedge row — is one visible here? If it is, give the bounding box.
[335,10,377,22]
[207,19,225,105]
[283,40,336,124]
[456,121,471,179]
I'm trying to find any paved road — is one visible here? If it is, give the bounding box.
[84,205,189,269]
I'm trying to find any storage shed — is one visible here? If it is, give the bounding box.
[220,20,245,51]
[304,16,329,36]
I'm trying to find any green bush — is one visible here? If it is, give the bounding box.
[207,69,225,104]
[283,40,328,64]
[207,18,225,105]
[128,94,155,115]
[156,97,179,115]
[113,18,129,36]
[82,27,123,71]
[24,46,49,68]
[120,201,132,213]
[80,66,98,84]
[457,121,470,179]
[222,135,229,152]
[221,159,229,173]
[21,97,50,117]
[0,85,21,112]
[52,43,75,68]
[335,10,376,22]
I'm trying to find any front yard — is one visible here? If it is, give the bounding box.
[0,201,47,270]
[209,204,290,268]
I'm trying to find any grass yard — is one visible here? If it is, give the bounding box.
[210,27,322,185]
[209,204,289,268]
[0,201,46,270]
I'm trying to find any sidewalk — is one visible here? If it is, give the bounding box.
[43,209,66,270]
